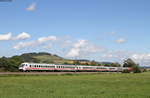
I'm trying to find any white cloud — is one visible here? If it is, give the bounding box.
[14,36,57,50]
[102,50,131,61]
[38,36,57,43]
[66,40,87,57]
[13,41,36,50]
[0,32,12,40]
[74,40,87,48]
[116,38,126,43]
[66,40,103,58]
[15,32,31,40]
[66,47,80,57]
[26,2,36,11]
[100,50,150,66]
[0,32,31,41]
[61,40,73,48]
[130,53,150,66]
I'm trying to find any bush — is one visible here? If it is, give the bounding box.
[122,69,131,73]
[133,66,142,73]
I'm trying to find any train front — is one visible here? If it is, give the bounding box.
[19,63,28,71]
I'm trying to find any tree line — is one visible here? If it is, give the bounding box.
[0,55,141,72]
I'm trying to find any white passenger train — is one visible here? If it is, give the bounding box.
[19,62,132,72]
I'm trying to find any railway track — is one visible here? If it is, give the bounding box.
[0,72,120,75]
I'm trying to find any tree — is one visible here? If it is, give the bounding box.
[123,58,137,67]
[132,64,141,73]
[63,62,69,65]
[73,60,80,65]
[123,58,141,73]
[111,62,121,67]
[90,60,97,66]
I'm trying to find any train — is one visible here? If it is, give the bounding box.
[19,62,132,72]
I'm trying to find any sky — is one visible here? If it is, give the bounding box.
[0,0,150,66]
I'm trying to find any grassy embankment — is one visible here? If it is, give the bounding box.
[0,72,150,98]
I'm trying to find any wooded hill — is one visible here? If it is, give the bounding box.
[0,52,120,72]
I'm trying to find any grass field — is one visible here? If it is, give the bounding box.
[0,72,150,98]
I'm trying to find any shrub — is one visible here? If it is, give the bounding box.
[133,66,142,73]
[122,69,130,73]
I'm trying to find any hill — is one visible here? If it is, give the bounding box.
[0,52,119,72]
[19,52,67,64]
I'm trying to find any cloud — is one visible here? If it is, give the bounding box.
[66,47,80,58]
[0,32,31,41]
[14,36,57,50]
[102,50,131,61]
[100,50,150,66]
[38,36,57,43]
[0,32,12,40]
[66,40,87,57]
[15,32,31,40]
[130,53,150,66]
[61,40,73,48]
[116,38,126,43]
[66,40,103,58]
[13,41,36,50]
[26,2,36,11]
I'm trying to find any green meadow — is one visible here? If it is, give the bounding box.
[0,72,150,98]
